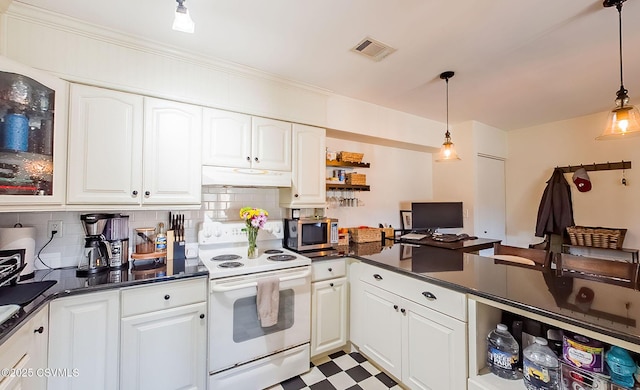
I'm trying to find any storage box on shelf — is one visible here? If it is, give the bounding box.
[338,151,364,163]
[346,173,366,185]
[326,154,370,191]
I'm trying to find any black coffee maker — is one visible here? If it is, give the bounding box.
[77,213,113,276]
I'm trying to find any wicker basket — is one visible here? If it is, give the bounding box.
[566,226,627,249]
[338,151,364,163]
[346,173,366,185]
[349,227,381,243]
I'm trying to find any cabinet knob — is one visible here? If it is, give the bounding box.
[132,190,138,196]
[373,274,383,281]
[34,326,44,334]
[254,157,259,163]
[246,156,251,161]
[329,283,334,287]
[294,194,299,197]
[145,191,151,197]
[164,294,170,300]
[422,291,437,300]
[400,308,406,314]
[393,305,399,311]
[328,268,333,272]
[200,314,205,319]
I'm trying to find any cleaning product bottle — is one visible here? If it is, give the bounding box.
[155,222,167,253]
[487,323,520,380]
[523,337,559,390]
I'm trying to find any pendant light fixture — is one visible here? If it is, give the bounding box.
[597,0,640,140]
[172,0,195,34]
[436,71,461,161]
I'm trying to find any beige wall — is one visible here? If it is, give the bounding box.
[506,111,640,249]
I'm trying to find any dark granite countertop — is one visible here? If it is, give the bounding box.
[348,241,640,346]
[0,259,208,345]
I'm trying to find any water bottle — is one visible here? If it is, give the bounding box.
[487,323,520,380]
[523,337,559,390]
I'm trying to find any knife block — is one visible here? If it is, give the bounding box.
[166,230,186,274]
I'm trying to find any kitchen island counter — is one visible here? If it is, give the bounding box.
[351,242,640,348]
[0,259,207,345]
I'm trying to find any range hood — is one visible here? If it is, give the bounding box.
[202,166,292,187]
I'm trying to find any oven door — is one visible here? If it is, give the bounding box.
[209,266,311,373]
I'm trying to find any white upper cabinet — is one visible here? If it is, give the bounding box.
[0,56,68,206]
[201,109,293,187]
[202,109,252,168]
[67,84,143,204]
[280,124,326,207]
[202,109,291,171]
[142,97,202,205]
[251,117,291,171]
[67,84,202,205]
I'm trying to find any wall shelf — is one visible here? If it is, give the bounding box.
[326,160,371,168]
[326,184,370,191]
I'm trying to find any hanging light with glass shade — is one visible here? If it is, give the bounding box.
[436,71,461,161]
[597,0,640,140]
[172,0,195,34]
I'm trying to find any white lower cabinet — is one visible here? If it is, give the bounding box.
[0,305,49,390]
[352,262,467,390]
[120,278,207,390]
[48,290,120,390]
[311,259,348,357]
[120,302,207,390]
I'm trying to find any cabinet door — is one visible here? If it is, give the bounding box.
[67,84,144,204]
[48,290,120,390]
[0,306,48,390]
[0,56,68,205]
[120,302,207,390]
[143,97,202,204]
[402,298,467,390]
[359,282,402,379]
[251,117,291,171]
[282,124,326,206]
[311,277,347,357]
[202,108,252,168]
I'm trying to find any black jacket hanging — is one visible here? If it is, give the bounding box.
[535,168,575,237]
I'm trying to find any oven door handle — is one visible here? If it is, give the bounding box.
[210,269,311,292]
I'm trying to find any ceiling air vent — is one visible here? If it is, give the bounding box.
[350,37,396,62]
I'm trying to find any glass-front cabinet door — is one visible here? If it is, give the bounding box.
[0,56,67,205]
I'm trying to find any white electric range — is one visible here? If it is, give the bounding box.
[198,219,311,390]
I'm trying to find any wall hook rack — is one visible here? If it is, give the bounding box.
[556,160,631,173]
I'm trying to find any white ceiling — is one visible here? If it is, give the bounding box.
[14,0,640,131]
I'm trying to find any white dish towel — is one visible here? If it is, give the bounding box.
[256,276,280,327]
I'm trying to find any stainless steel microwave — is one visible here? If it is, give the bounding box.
[284,218,339,251]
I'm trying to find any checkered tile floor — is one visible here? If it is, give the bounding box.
[266,350,403,390]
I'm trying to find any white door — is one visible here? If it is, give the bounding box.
[48,290,120,390]
[402,298,467,390]
[359,282,402,379]
[120,302,207,390]
[311,277,347,357]
[67,84,143,204]
[143,97,202,204]
[0,56,68,205]
[288,124,326,206]
[251,117,291,171]
[202,108,252,168]
[476,155,506,254]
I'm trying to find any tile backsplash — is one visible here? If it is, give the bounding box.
[0,186,285,269]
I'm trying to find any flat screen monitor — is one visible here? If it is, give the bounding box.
[411,202,464,230]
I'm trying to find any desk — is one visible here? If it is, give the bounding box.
[397,237,501,253]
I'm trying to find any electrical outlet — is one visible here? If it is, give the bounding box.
[48,220,63,238]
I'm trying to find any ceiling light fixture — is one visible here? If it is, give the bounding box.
[172,0,195,34]
[597,0,640,140]
[436,71,461,162]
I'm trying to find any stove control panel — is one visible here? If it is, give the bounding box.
[198,220,284,245]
